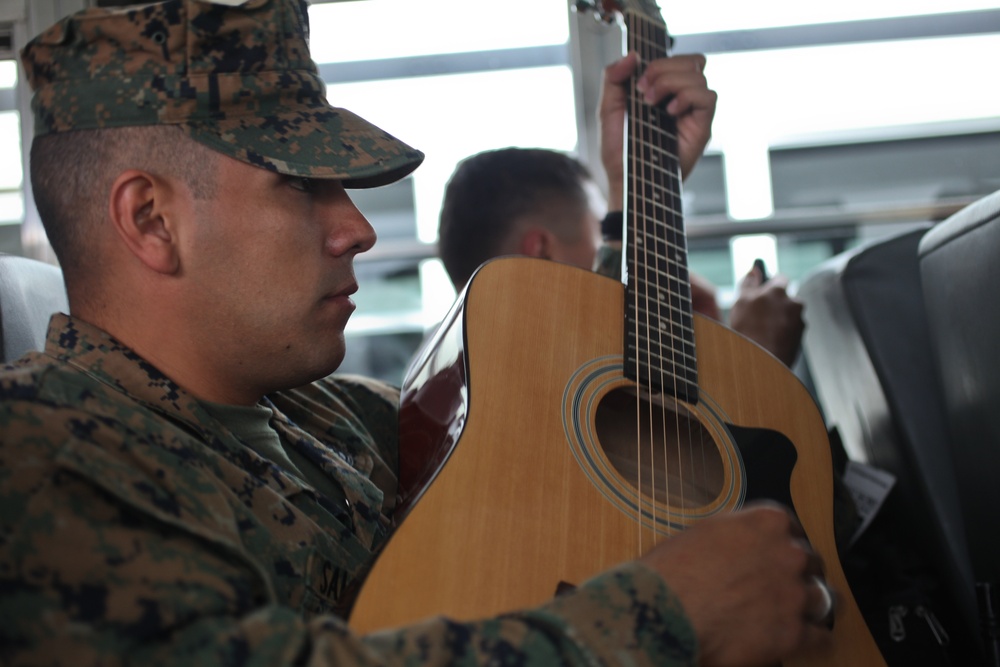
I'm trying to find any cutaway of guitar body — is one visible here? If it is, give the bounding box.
[349,257,886,667]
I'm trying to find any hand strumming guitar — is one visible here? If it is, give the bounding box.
[638,502,834,666]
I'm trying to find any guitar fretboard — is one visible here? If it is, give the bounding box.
[622,8,698,404]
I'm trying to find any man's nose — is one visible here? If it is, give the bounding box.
[324,191,377,257]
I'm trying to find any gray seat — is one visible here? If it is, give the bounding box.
[0,253,68,363]
[796,226,982,661]
[919,189,1000,665]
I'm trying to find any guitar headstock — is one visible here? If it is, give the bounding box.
[576,0,671,53]
[577,0,666,27]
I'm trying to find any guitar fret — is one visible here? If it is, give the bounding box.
[634,114,676,138]
[624,351,699,382]
[628,272,694,311]
[632,271,690,294]
[627,302,692,329]
[623,365,699,401]
[635,144,679,160]
[626,310,695,342]
[634,129,680,157]
[635,124,680,156]
[630,265,693,295]
[632,248,687,281]
[627,289,692,322]
[626,334,697,364]
[636,183,682,208]
[633,224,684,248]
[624,345,699,381]
[630,225,685,261]
[633,165,681,190]
[626,367,699,395]
[627,319,695,345]
[628,364,698,392]
[626,283,692,309]
[631,194,683,228]
[631,229,688,264]
[636,178,681,197]
[636,173,682,196]
[626,315,697,350]
[634,197,682,222]
[630,236,687,259]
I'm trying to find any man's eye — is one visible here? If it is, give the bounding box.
[288,177,316,193]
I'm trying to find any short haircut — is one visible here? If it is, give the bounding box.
[437,147,594,289]
[30,125,218,283]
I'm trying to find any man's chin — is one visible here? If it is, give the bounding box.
[274,341,347,391]
[314,340,347,380]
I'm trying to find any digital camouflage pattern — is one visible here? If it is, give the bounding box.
[0,315,699,665]
[19,0,424,188]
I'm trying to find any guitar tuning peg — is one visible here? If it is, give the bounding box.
[573,0,618,23]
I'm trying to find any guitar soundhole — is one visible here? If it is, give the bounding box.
[594,387,725,509]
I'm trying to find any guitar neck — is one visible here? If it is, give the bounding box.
[621,7,699,403]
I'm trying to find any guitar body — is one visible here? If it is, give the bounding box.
[350,257,885,666]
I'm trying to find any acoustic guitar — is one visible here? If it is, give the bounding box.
[350,2,885,664]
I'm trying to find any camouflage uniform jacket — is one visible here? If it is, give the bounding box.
[0,314,698,666]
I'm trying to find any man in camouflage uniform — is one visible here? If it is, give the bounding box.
[0,1,833,665]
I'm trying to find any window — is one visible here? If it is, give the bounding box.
[771,131,1000,211]
[6,2,999,382]
[299,2,1000,381]
[309,0,569,61]
[667,0,1000,34]
[325,68,578,245]
[683,31,1000,300]
[309,1,579,383]
[0,59,23,253]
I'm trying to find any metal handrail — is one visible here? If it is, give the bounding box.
[354,196,980,265]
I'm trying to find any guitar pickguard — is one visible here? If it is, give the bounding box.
[727,422,797,509]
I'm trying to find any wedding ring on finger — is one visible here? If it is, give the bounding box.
[807,575,836,626]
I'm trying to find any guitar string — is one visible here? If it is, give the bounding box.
[659,15,699,525]
[638,12,672,546]
[639,13,672,544]
[628,10,651,550]
[632,10,668,547]
[628,17,656,556]
[645,14,685,539]
[644,13,665,549]
[634,12,702,535]
[626,13,645,558]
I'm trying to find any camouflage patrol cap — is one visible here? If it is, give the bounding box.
[19,0,423,188]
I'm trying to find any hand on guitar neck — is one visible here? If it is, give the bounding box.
[600,51,716,212]
[639,502,834,666]
[598,53,805,367]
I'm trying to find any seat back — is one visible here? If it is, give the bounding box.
[796,226,980,658]
[919,190,1000,662]
[0,253,69,363]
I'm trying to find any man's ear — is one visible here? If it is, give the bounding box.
[516,228,555,260]
[108,170,181,275]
